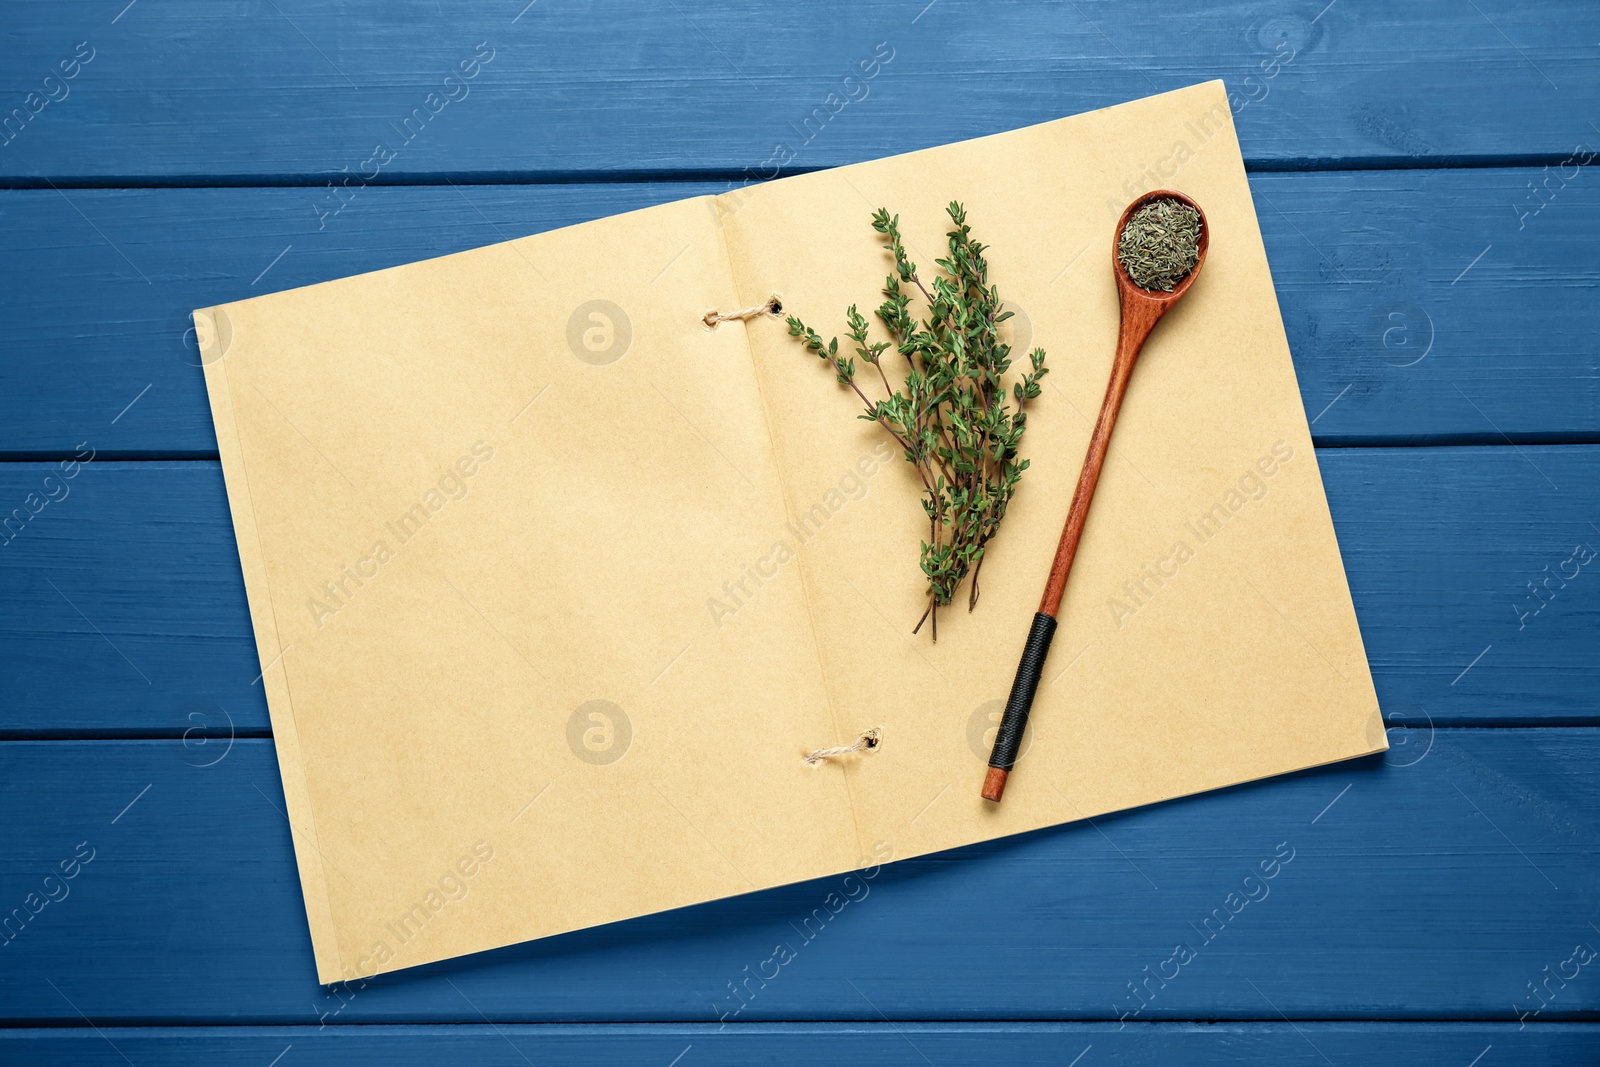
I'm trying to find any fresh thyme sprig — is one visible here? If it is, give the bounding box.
[787,202,1048,640]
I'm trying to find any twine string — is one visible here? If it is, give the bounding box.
[703,297,783,329]
[803,727,881,767]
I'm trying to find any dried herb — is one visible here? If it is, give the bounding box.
[786,203,1048,639]
[1117,197,1203,292]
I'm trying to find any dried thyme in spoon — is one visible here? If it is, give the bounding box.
[785,203,1048,640]
[1117,197,1204,292]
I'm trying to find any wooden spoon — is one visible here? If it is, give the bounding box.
[981,190,1209,804]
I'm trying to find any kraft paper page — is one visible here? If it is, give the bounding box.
[203,195,860,981]
[718,79,1385,862]
[200,80,1385,984]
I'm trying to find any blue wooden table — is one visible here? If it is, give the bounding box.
[2,2,1597,1063]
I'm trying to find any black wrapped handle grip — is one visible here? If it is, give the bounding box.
[985,612,1058,788]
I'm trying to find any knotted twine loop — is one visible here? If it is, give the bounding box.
[803,727,881,767]
[703,296,783,329]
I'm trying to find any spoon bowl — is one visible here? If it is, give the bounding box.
[1112,188,1210,314]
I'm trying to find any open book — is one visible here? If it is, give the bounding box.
[199,81,1383,983]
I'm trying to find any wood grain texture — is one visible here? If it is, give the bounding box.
[1,1,1594,1054]
[2,168,1594,458]
[3,447,1595,736]
[0,0,1595,181]
[1,1023,1595,1065]
[1,731,1595,1021]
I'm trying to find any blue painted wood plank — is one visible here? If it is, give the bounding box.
[0,1,1595,181]
[3,447,1595,735]
[1329,446,1600,726]
[1,169,1595,457]
[1,731,1595,1021]
[1,1023,1595,1065]
[1265,169,1600,446]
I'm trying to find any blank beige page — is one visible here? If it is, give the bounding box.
[203,196,857,983]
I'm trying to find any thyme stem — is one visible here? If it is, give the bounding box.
[785,203,1050,638]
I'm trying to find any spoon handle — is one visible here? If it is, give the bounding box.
[980,299,1164,804]
[1038,298,1164,616]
